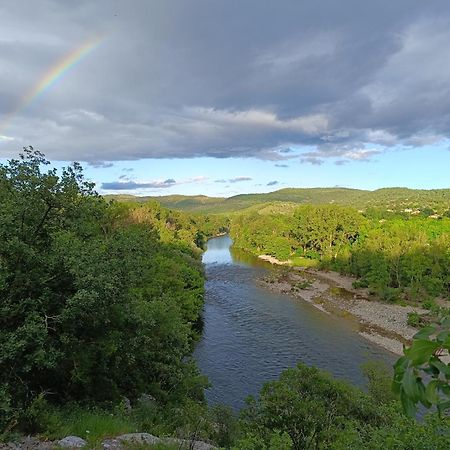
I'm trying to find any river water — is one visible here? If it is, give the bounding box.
[193,235,396,410]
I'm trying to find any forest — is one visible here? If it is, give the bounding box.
[1,151,450,449]
[230,204,450,305]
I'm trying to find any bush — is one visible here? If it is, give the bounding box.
[361,361,396,405]
[407,311,422,327]
[239,363,381,449]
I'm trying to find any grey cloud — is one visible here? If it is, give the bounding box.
[301,147,382,164]
[267,180,279,186]
[215,176,252,183]
[101,175,206,191]
[87,161,114,168]
[1,1,450,163]
[275,164,289,168]
[101,179,176,190]
[228,176,252,183]
[300,157,324,166]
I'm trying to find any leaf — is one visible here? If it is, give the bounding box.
[400,391,417,417]
[405,340,440,365]
[394,355,409,371]
[436,330,450,343]
[440,385,450,396]
[437,400,450,415]
[413,326,436,340]
[429,357,450,376]
[442,335,450,351]
[418,381,431,408]
[402,368,420,401]
[425,380,439,404]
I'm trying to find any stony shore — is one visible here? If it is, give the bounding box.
[257,255,428,355]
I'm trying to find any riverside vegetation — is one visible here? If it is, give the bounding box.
[1,150,450,449]
[230,204,450,307]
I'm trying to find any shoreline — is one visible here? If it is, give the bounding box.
[257,255,427,355]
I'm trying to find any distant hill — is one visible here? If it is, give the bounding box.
[105,187,450,214]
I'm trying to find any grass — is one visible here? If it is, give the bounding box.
[288,256,320,268]
[38,406,138,448]
[22,398,229,449]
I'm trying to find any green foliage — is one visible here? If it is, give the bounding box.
[0,149,207,434]
[237,363,450,449]
[208,404,239,448]
[393,316,450,417]
[361,361,396,405]
[230,212,295,261]
[239,363,381,449]
[118,199,228,251]
[228,201,450,304]
[407,311,422,328]
[328,407,450,449]
[291,205,365,261]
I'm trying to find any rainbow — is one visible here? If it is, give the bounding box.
[1,35,104,132]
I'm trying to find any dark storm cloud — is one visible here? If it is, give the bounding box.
[1,0,450,162]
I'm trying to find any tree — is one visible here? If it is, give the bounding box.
[291,205,364,261]
[0,149,207,433]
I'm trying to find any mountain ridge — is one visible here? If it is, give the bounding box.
[104,187,450,214]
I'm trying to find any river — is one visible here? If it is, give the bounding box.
[193,235,396,410]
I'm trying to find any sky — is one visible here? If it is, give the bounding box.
[0,0,450,197]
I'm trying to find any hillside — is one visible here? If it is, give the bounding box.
[105,187,450,215]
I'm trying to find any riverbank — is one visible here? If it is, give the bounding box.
[258,258,428,355]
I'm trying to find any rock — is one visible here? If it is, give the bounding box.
[103,434,158,450]
[0,437,55,450]
[101,433,215,450]
[121,396,132,414]
[118,433,160,445]
[101,438,122,450]
[137,393,156,404]
[165,437,216,450]
[58,436,87,448]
